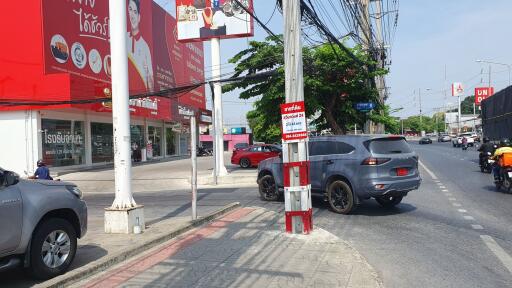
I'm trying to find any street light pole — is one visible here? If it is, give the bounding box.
[476,59,511,86]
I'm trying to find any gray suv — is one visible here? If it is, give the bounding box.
[257,135,421,214]
[0,168,87,279]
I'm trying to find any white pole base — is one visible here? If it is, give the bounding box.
[104,205,145,234]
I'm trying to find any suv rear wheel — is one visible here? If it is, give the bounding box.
[29,218,77,279]
[259,174,279,201]
[375,195,403,208]
[327,180,355,214]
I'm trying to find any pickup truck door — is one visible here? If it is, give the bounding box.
[0,181,22,254]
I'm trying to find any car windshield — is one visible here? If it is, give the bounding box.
[367,138,413,154]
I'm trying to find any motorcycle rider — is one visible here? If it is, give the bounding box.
[492,138,512,181]
[28,159,53,180]
[478,137,495,166]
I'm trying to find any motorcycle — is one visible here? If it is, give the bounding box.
[197,146,213,157]
[495,165,512,193]
[480,152,494,173]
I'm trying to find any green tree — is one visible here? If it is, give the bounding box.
[223,36,388,143]
[449,95,476,114]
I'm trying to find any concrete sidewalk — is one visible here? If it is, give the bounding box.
[75,207,383,288]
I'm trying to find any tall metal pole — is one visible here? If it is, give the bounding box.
[109,0,136,209]
[488,65,492,90]
[419,88,422,133]
[457,94,461,134]
[211,38,227,176]
[191,115,197,220]
[284,0,311,234]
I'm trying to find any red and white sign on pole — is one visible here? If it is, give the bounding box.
[475,87,494,105]
[280,100,312,234]
[281,101,308,143]
[452,82,464,97]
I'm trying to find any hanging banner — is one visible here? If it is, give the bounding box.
[176,0,254,42]
[281,101,308,142]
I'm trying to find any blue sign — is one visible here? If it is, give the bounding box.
[354,102,375,111]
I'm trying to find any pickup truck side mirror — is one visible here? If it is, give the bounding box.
[5,171,19,187]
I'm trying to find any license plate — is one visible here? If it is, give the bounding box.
[508,172,512,178]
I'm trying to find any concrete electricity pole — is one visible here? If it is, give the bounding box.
[211,38,228,177]
[283,0,312,234]
[105,0,144,234]
[374,0,386,134]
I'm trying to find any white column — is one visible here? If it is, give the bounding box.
[191,115,197,220]
[109,0,135,209]
[212,38,227,176]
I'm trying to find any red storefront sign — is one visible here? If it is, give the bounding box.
[475,87,494,105]
[2,0,206,121]
[281,101,308,142]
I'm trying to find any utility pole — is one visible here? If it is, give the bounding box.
[419,88,422,131]
[374,0,386,134]
[212,38,228,177]
[359,0,374,134]
[283,0,312,234]
[190,114,197,220]
[105,0,144,234]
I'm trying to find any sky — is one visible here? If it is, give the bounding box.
[156,0,512,124]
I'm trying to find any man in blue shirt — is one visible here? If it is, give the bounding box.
[32,159,53,180]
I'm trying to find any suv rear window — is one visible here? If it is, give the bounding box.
[309,141,356,156]
[367,138,412,154]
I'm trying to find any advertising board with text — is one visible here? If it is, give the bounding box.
[452,82,464,97]
[41,0,205,121]
[281,101,308,142]
[475,87,494,105]
[176,0,254,42]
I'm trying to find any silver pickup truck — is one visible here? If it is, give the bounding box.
[0,168,87,279]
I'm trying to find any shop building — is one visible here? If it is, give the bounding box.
[0,1,209,175]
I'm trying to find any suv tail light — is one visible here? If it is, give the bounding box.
[361,157,391,166]
[396,168,408,176]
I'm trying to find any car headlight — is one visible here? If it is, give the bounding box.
[66,186,83,199]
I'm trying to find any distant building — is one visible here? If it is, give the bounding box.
[445,112,481,133]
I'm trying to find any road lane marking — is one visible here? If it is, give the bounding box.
[442,189,449,192]
[463,215,475,220]
[452,203,462,207]
[448,197,456,201]
[419,161,437,179]
[481,235,512,275]
[458,209,467,213]
[472,225,484,230]
[439,186,446,189]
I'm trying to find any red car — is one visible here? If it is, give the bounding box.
[231,144,281,168]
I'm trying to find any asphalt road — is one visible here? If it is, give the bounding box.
[4,142,512,287]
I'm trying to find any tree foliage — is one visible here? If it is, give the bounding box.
[223,36,389,143]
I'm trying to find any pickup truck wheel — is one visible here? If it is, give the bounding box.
[327,180,355,214]
[240,158,251,168]
[259,175,279,201]
[29,218,77,280]
[375,195,403,208]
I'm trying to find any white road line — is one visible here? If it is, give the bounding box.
[440,186,446,189]
[458,209,467,213]
[472,224,484,230]
[442,189,449,192]
[448,197,456,201]
[452,203,462,207]
[481,235,512,275]
[419,161,437,179]
[464,215,475,220]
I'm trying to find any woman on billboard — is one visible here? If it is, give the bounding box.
[127,0,154,93]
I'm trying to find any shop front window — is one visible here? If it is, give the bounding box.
[42,119,85,167]
[131,125,145,162]
[91,122,113,163]
[166,128,177,156]
[148,126,162,158]
[180,133,190,156]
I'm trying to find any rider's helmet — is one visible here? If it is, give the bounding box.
[483,137,490,143]
[36,159,46,167]
[499,138,510,147]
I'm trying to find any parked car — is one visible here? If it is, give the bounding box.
[257,135,421,214]
[0,168,87,279]
[231,144,281,168]
[437,134,451,142]
[419,137,432,144]
[452,133,475,147]
[233,142,249,151]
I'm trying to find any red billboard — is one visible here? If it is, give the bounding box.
[475,87,494,105]
[40,0,205,121]
[176,0,254,42]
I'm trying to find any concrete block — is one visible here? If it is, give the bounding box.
[104,205,145,234]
